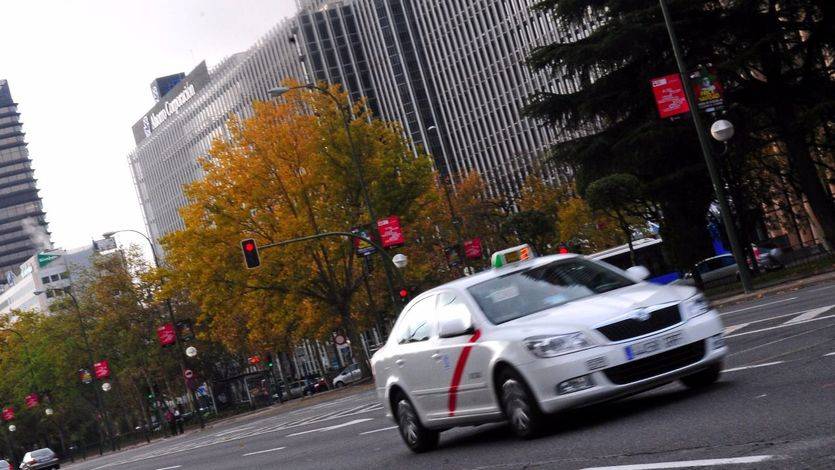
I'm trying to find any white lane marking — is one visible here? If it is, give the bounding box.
[825,352,835,357]
[360,425,398,435]
[154,466,182,470]
[725,313,835,338]
[784,306,830,324]
[214,425,253,436]
[724,361,784,373]
[243,446,286,457]
[720,297,797,315]
[580,455,777,470]
[286,418,373,437]
[723,323,750,335]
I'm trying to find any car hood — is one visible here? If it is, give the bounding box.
[501,283,697,334]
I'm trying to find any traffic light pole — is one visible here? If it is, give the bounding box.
[659,0,754,293]
[259,231,408,307]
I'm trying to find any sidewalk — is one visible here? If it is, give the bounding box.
[709,269,835,308]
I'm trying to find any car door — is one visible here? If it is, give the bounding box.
[351,363,362,382]
[390,294,439,415]
[423,290,494,422]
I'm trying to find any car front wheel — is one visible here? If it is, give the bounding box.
[500,371,544,439]
[396,397,439,453]
[334,381,344,388]
[680,362,722,389]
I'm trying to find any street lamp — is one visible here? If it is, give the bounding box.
[7,425,14,433]
[103,230,205,429]
[392,254,408,269]
[44,408,53,416]
[658,0,754,293]
[267,83,403,314]
[101,382,112,392]
[710,119,734,142]
[185,346,198,358]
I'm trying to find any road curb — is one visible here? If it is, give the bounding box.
[710,270,835,308]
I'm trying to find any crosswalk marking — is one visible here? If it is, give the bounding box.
[360,425,398,435]
[723,323,750,335]
[243,446,286,456]
[725,313,835,338]
[784,306,830,324]
[580,455,776,470]
[824,352,835,357]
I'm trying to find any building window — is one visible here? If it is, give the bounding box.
[41,276,50,284]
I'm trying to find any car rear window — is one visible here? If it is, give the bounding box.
[467,258,633,324]
[32,449,53,458]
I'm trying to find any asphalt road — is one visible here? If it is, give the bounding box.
[64,281,835,470]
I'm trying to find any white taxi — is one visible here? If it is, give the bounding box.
[371,245,727,452]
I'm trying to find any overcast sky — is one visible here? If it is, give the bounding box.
[0,0,297,249]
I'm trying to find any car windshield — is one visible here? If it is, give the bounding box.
[467,258,634,324]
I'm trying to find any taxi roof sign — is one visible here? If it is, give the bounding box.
[491,244,535,268]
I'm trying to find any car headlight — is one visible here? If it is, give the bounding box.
[682,294,711,319]
[524,332,592,358]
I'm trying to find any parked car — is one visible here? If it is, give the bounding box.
[1,458,12,470]
[286,380,307,398]
[333,363,363,388]
[311,376,329,394]
[753,245,784,271]
[19,448,59,470]
[675,253,739,286]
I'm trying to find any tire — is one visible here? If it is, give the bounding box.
[680,362,722,389]
[334,381,344,388]
[499,370,544,439]
[395,397,439,453]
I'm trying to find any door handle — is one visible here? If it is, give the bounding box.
[431,353,442,361]
[395,359,405,367]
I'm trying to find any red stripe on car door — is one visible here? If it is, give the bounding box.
[447,329,482,417]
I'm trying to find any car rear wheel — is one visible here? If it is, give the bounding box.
[499,371,544,439]
[334,381,344,388]
[680,362,722,389]
[395,397,439,453]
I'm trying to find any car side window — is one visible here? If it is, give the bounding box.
[436,290,473,318]
[719,256,736,267]
[396,295,437,344]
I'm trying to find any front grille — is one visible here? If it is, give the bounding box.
[603,340,706,385]
[596,305,682,341]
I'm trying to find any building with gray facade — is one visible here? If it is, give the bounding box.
[129,0,577,249]
[0,80,51,277]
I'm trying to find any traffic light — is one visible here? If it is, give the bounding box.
[264,353,274,368]
[399,288,409,303]
[241,238,261,269]
[248,355,261,365]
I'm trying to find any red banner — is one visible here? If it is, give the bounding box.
[93,360,111,380]
[651,73,689,119]
[157,323,177,346]
[377,216,405,248]
[2,407,14,421]
[24,393,39,409]
[463,238,482,259]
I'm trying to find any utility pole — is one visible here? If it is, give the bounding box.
[658,0,754,292]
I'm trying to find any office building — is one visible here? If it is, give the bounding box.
[129,0,578,249]
[0,80,51,277]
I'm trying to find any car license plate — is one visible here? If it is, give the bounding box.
[625,332,682,361]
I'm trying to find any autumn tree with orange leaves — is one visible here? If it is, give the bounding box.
[161,82,445,368]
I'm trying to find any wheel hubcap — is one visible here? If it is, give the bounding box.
[503,379,531,433]
[399,403,418,445]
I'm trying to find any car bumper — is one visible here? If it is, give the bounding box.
[516,311,726,414]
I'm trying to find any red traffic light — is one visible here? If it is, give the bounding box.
[399,289,408,298]
[241,238,261,269]
[248,355,261,365]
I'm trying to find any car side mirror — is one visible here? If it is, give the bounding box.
[626,265,651,281]
[438,306,473,338]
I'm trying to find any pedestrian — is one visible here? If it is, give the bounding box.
[175,405,185,435]
[164,407,176,437]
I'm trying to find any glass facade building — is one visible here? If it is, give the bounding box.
[129,0,578,249]
[0,80,51,277]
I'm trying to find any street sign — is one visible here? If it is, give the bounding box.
[2,407,14,421]
[93,360,111,380]
[184,369,195,380]
[157,323,177,346]
[651,73,690,119]
[37,253,60,268]
[334,334,347,346]
[377,216,405,248]
[24,393,39,409]
[79,368,93,384]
